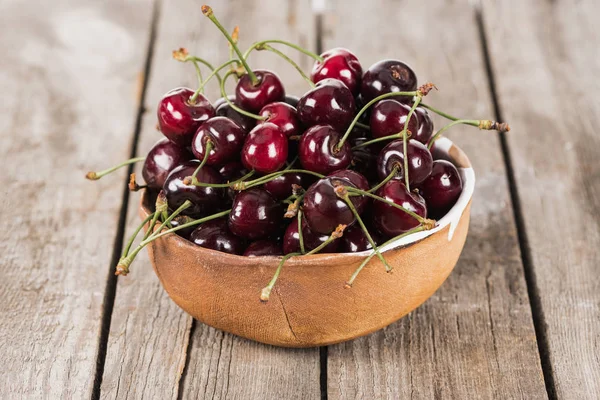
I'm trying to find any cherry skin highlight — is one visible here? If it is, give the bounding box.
[228,188,283,239]
[413,106,435,144]
[370,99,419,139]
[361,60,418,104]
[311,48,363,95]
[373,180,427,237]
[418,160,463,218]
[142,138,193,189]
[241,122,288,174]
[191,116,246,166]
[377,139,433,185]
[190,218,244,255]
[298,125,352,175]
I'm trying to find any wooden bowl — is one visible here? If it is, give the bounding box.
[140,138,474,347]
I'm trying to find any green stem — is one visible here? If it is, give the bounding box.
[201,5,259,85]
[122,212,155,258]
[190,59,204,95]
[85,156,145,180]
[368,167,399,193]
[142,210,161,241]
[427,119,479,150]
[351,131,409,150]
[260,252,300,301]
[420,103,462,121]
[335,91,419,152]
[297,210,306,254]
[240,169,325,190]
[221,70,266,121]
[244,39,323,62]
[355,121,371,131]
[229,25,240,82]
[345,187,427,223]
[194,58,237,96]
[187,140,213,185]
[192,169,255,188]
[187,58,233,103]
[261,44,315,88]
[401,96,422,191]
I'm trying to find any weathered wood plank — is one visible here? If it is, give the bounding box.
[322,0,547,398]
[0,0,153,398]
[101,1,320,399]
[482,1,600,398]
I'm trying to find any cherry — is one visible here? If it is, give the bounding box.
[191,116,246,166]
[284,95,300,108]
[377,139,433,185]
[297,78,356,132]
[243,240,283,257]
[298,125,352,175]
[263,172,305,200]
[215,99,256,132]
[169,215,196,239]
[190,218,244,255]
[340,224,382,253]
[142,138,193,189]
[413,106,434,144]
[228,188,283,239]
[373,180,427,237]
[370,99,419,139]
[241,122,288,174]
[302,171,368,234]
[157,87,215,147]
[218,161,249,181]
[235,69,285,113]
[282,219,340,254]
[163,161,224,217]
[311,48,363,95]
[259,102,302,138]
[418,160,463,218]
[361,60,418,103]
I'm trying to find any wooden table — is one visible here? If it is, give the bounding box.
[1,0,598,398]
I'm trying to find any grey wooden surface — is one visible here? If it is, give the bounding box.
[0,0,598,399]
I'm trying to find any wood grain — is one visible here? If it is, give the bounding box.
[322,0,547,398]
[0,0,153,398]
[100,0,320,398]
[482,0,600,398]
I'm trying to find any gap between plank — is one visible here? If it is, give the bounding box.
[473,5,557,400]
[90,1,162,399]
[176,319,197,400]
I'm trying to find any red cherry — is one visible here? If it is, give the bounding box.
[373,180,427,237]
[311,48,363,95]
[228,188,283,239]
[418,160,463,218]
[297,79,356,132]
[142,138,193,189]
[241,123,288,174]
[259,102,302,138]
[190,219,244,255]
[377,139,433,185]
[282,219,340,254]
[235,70,285,113]
[370,99,419,139]
[215,96,256,132]
[298,125,352,175]
[191,117,246,166]
[157,87,215,147]
[413,106,435,144]
[361,60,418,104]
[340,224,382,253]
[263,173,306,200]
[243,240,283,257]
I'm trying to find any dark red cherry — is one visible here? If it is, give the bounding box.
[329,169,369,193]
[142,138,193,189]
[370,99,419,139]
[298,125,352,175]
[284,95,300,108]
[377,139,433,185]
[282,219,340,254]
[241,123,288,174]
[373,180,427,237]
[163,161,224,218]
[235,70,285,113]
[302,173,367,234]
[340,224,382,253]
[218,161,249,181]
[190,219,244,255]
[215,99,256,133]
[311,48,363,95]
[243,240,283,257]
[413,106,434,144]
[361,60,418,104]
[263,173,305,200]
[228,188,283,239]
[349,134,380,184]
[157,87,215,147]
[259,102,302,138]
[297,79,356,132]
[418,160,463,218]
[191,117,246,166]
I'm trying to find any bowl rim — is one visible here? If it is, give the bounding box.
[140,137,474,263]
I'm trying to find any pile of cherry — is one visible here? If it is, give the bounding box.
[86,5,508,300]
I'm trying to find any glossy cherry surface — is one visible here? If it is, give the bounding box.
[163,161,224,217]
[191,116,246,166]
[215,100,256,133]
[370,99,419,139]
[190,219,244,255]
[241,122,288,174]
[413,106,434,144]
[235,70,285,112]
[373,180,427,237]
[157,87,215,147]
[361,60,418,103]
[298,125,352,175]
[377,139,433,185]
[263,172,305,200]
[340,224,381,253]
[142,138,193,189]
[228,188,283,239]
[311,48,363,95]
[418,160,463,218]
[259,102,302,138]
[243,240,283,257]
[282,219,340,254]
[297,79,356,132]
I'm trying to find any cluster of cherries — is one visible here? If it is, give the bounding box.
[87,5,508,300]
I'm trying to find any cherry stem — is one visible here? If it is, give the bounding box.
[240,169,325,190]
[184,140,212,185]
[351,130,410,150]
[368,166,399,193]
[221,70,266,121]
[345,226,425,288]
[191,169,255,188]
[427,118,511,149]
[229,26,240,82]
[194,58,238,98]
[401,95,422,191]
[85,156,145,180]
[122,212,155,258]
[336,91,419,152]
[345,187,429,224]
[259,44,315,88]
[244,39,323,62]
[155,190,170,228]
[142,209,161,241]
[297,209,306,254]
[355,121,371,131]
[201,5,259,85]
